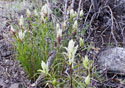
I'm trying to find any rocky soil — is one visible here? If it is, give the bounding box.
[0,1,31,88]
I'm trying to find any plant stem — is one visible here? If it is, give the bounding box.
[78,49,82,75]
[70,64,73,88]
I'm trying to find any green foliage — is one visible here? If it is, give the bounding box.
[12,10,55,81]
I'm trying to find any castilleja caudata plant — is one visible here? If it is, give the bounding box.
[11,3,55,81]
[10,1,95,87]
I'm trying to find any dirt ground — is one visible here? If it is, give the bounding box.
[0,1,31,88]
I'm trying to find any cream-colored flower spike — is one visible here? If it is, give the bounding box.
[70,9,77,18]
[62,21,66,30]
[74,11,77,17]
[56,23,60,30]
[65,39,78,65]
[18,30,27,41]
[41,4,47,15]
[80,9,84,17]
[85,75,90,85]
[34,9,38,16]
[19,15,24,26]
[83,55,89,69]
[73,20,78,30]
[41,61,49,75]
[26,9,31,17]
[41,4,52,16]
[57,28,62,38]
[41,15,45,23]
[70,9,75,18]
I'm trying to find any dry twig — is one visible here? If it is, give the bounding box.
[77,0,82,19]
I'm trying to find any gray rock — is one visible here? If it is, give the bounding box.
[9,83,20,88]
[97,47,125,74]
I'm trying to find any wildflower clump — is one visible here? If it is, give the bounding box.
[38,61,49,76]
[10,1,95,87]
[64,39,78,66]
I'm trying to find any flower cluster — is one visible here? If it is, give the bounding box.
[26,9,31,17]
[80,10,84,17]
[80,37,84,47]
[40,4,52,23]
[83,56,92,85]
[56,23,62,43]
[18,30,27,41]
[70,9,77,19]
[73,20,78,30]
[69,9,84,19]
[38,61,49,76]
[64,39,78,66]
[85,75,90,85]
[41,4,52,16]
[19,15,24,27]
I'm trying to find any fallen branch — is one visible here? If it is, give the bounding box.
[107,5,118,46]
